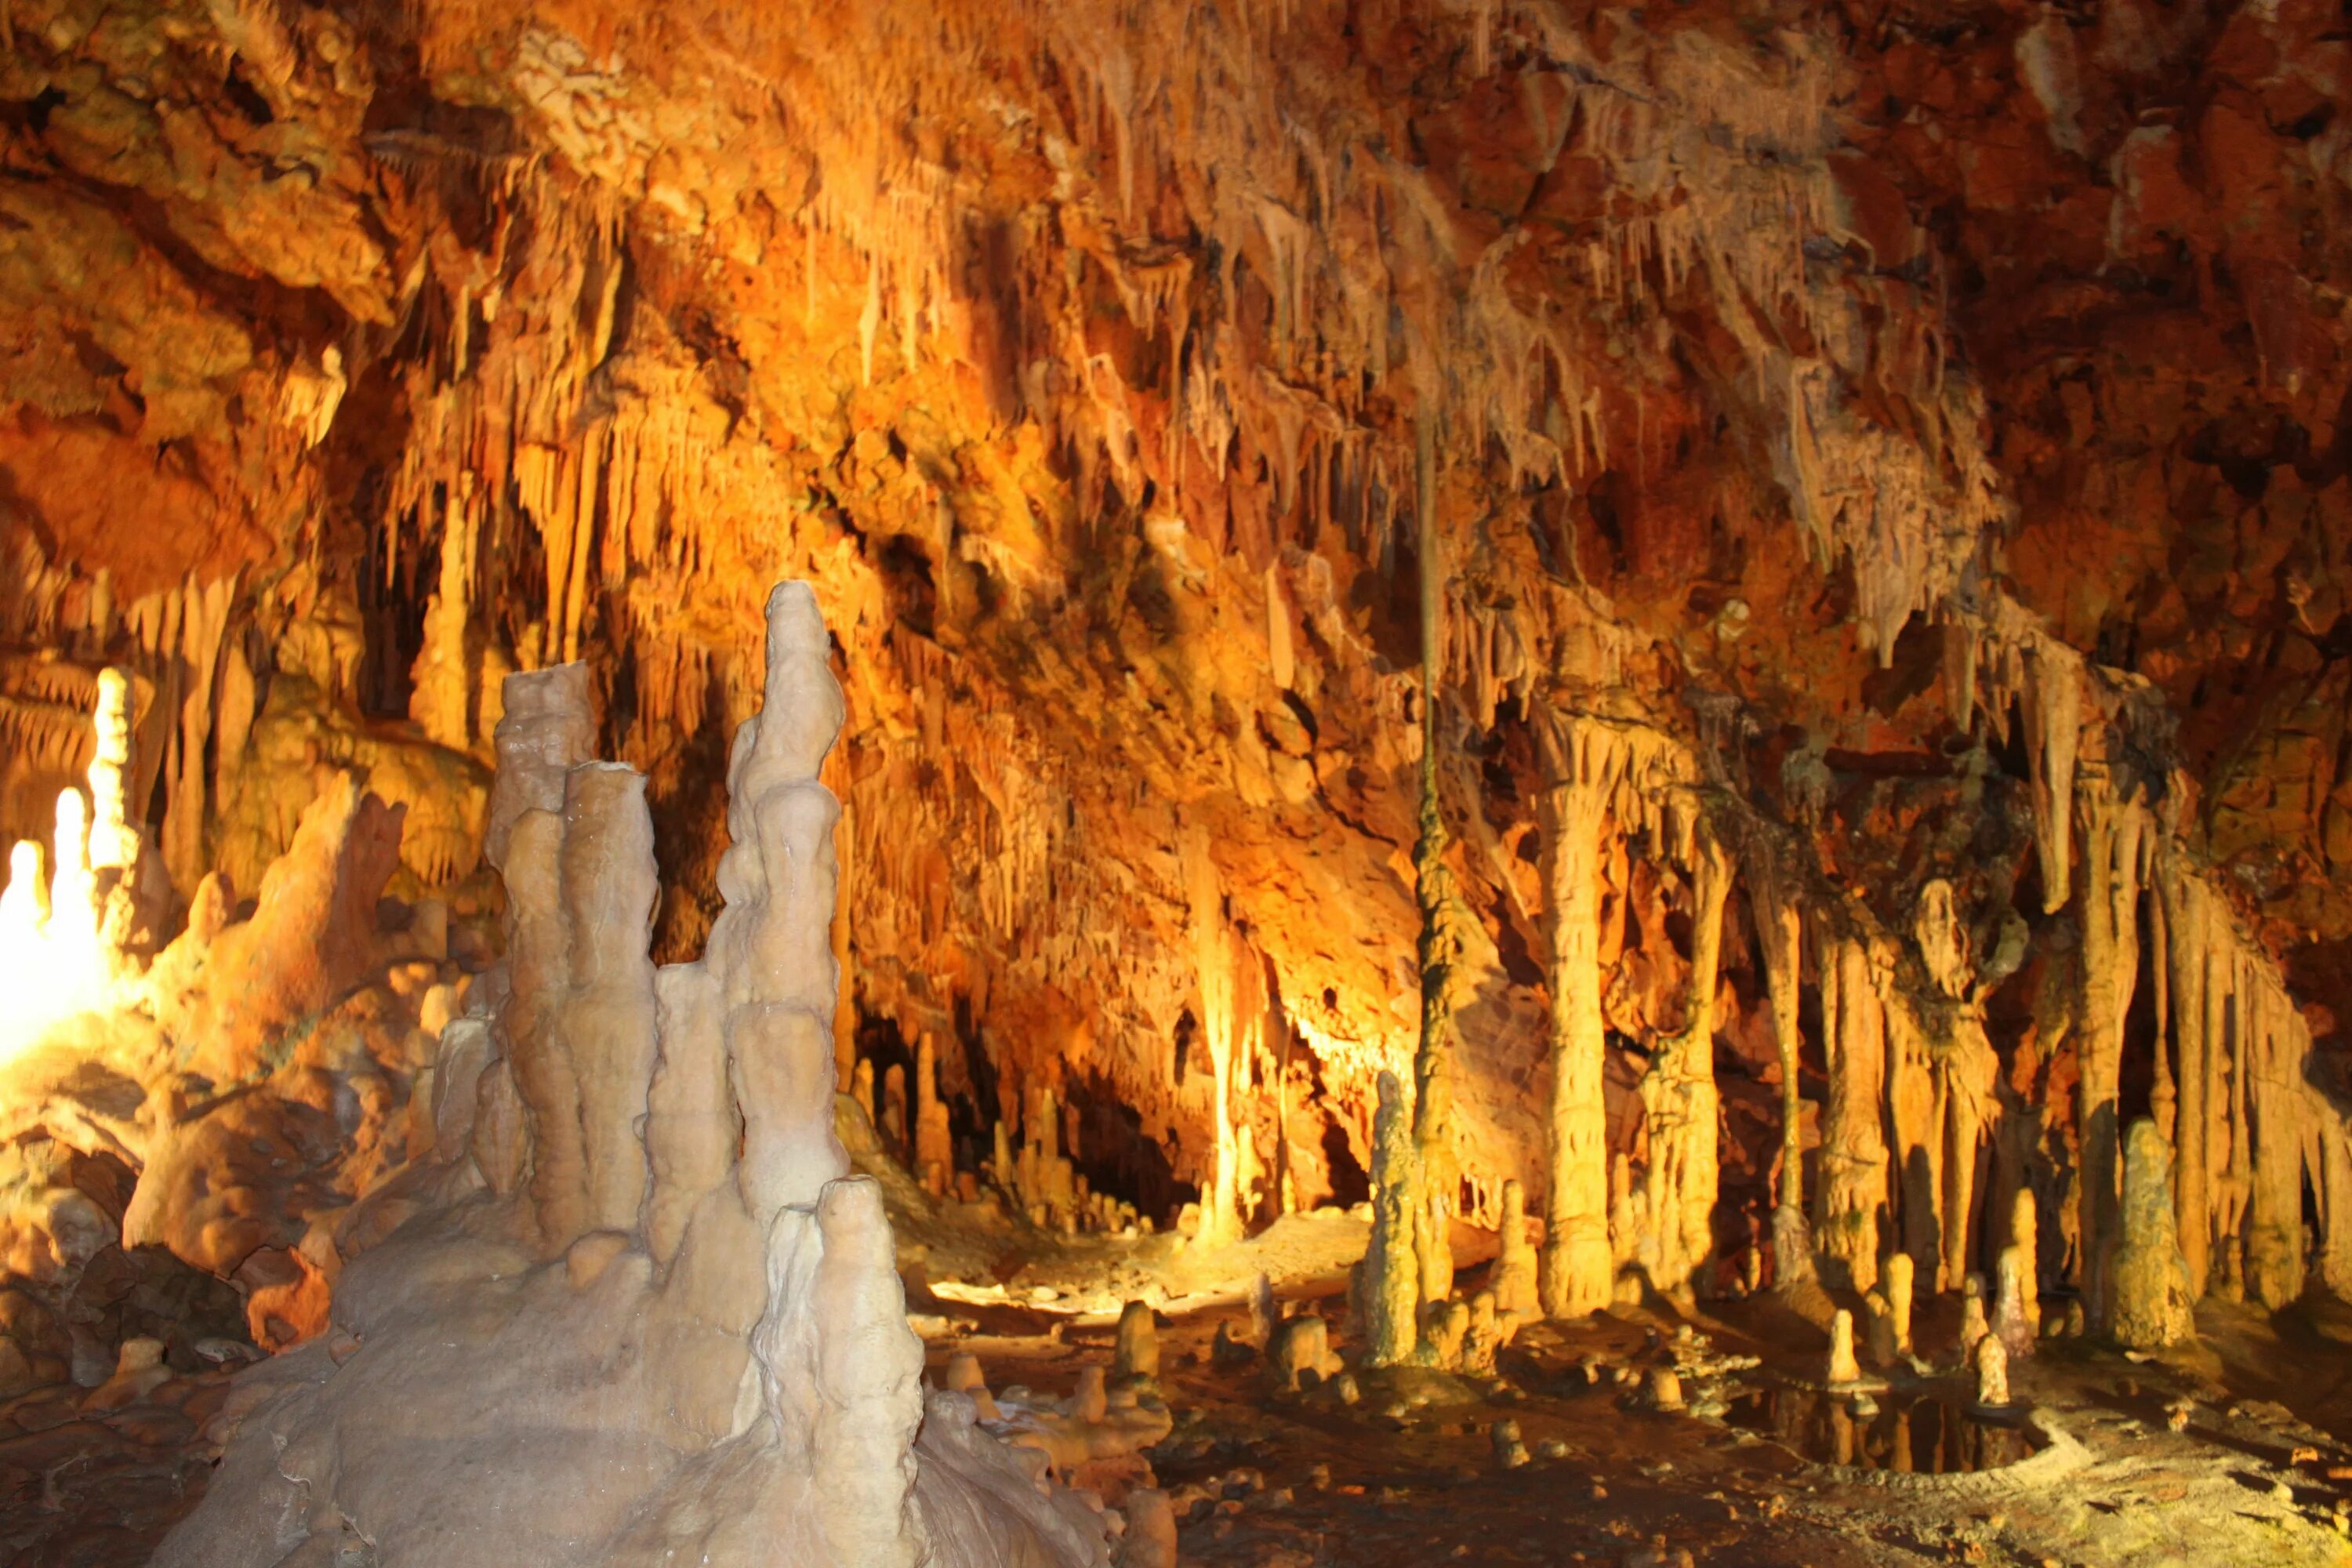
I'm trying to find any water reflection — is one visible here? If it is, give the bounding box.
[1726,1386,2039,1474]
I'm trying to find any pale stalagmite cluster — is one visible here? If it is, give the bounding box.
[151,585,1114,1568]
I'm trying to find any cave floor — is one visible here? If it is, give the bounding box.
[11,1240,2352,1567]
[933,1252,2352,1568]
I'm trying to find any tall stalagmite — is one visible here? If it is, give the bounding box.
[1409,425,1462,1311]
[1537,715,1624,1319]
[154,583,1111,1568]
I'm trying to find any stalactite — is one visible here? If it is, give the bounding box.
[2023,641,2082,914]
[1633,824,1731,1298]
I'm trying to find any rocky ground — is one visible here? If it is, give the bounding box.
[15,1207,2352,1568]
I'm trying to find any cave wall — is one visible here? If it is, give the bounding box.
[4,0,2350,1274]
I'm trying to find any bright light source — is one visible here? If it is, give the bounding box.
[0,673,135,1066]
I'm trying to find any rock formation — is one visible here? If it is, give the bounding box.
[149,584,1112,1568]
[2111,1119,2199,1351]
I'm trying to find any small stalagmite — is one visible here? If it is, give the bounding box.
[1646,1366,1686,1413]
[1885,1253,1915,1356]
[2009,1189,2042,1339]
[946,1352,1004,1421]
[1973,1334,2010,1410]
[2111,1119,2198,1349]
[1863,1290,1898,1368]
[852,1058,877,1129]
[1267,1315,1345,1391]
[1991,1243,2036,1360]
[1112,1301,1160,1384]
[1489,1178,1540,1323]
[1825,1309,1863,1388]
[1958,1273,1990,1368]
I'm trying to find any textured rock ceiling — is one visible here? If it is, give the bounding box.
[2,0,2349,1222]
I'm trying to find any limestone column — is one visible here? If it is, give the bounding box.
[1755,867,1813,1284]
[1537,713,1624,1318]
[1183,822,1243,1246]
[2075,769,2148,1330]
[1818,935,1888,1294]
[1635,824,1732,1296]
[2160,858,2212,1298]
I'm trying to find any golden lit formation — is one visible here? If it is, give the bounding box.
[0,671,131,1065]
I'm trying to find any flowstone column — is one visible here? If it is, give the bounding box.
[1182,823,1244,1247]
[1818,935,1889,1294]
[1537,713,1624,1318]
[1755,866,1815,1287]
[1635,823,1732,1297]
[2075,770,2150,1330]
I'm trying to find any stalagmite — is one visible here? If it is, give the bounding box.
[2111,1119,2198,1348]
[1538,715,1625,1318]
[2009,1190,2042,1339]
[1489,1178,1539,1323]
[1824,1309,1861,1387]
[484,663,597,869]
[1183,822,1245,1247]
[1407,427,1465,1312]
[156,583,1111,1568]
[1635,826,1731,1298]
[1113,1301,1160,1384]
[1973,1335,2010,1410]
[1958,1274,1990,1368]
[1864,1290,1898,1367]
[1991,1243,2036,1360]
[85,668,135,873]
[1885,1253,1914,1356]
[1355,1070,1424,1367]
